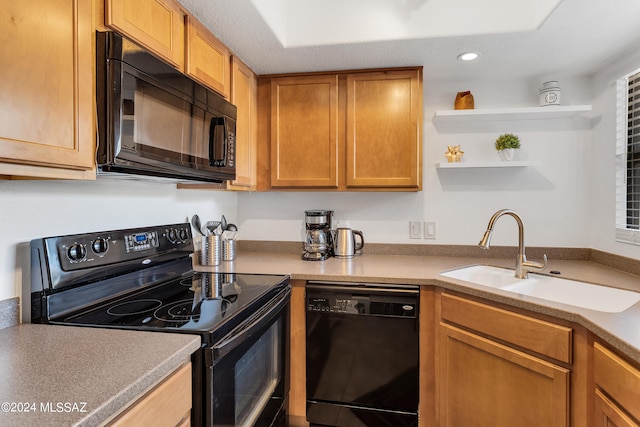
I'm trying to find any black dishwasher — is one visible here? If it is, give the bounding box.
[306,281,419,427]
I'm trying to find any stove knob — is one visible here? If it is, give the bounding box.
[67,244,87,261]
[167,229,178,243]
[91,238,109,254]
[178,228,189,242]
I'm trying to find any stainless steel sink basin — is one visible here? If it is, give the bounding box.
[440,265,640,313]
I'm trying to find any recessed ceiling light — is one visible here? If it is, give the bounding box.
[458,52,479,61]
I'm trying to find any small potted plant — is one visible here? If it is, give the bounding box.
[495,133,521,161]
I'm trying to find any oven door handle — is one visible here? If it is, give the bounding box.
[212,286,291,361]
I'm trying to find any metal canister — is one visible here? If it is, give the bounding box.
[222,239,236,261]
[200,234,221,266]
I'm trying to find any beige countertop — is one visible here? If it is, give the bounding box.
[0,324,201,427]
[196,250,640,364]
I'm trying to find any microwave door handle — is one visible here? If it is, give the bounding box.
[209,117,227,166]
[212,287,290,361]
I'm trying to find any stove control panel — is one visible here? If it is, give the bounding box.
[43,223,193,272]
[124,231,159,253]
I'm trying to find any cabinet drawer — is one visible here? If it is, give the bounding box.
[594,342,640,422]
[108,363,192,427]
[440,293,572,363]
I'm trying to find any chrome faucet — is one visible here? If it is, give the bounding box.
[478,209,547,279]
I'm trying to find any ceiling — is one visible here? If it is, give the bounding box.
[177,0,640,82]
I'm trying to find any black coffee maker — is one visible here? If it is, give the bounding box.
[302,210,333,261]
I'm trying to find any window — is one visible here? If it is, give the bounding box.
[616,70,640,244]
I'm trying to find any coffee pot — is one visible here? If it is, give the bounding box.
[334,228,365,258]
[302,210,333,261]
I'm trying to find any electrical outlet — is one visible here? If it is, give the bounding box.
[424,221,436,239]
[409,221,422,239]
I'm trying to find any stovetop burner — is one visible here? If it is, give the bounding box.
[106,299,163,316]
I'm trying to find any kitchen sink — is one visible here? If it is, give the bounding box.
[440,265,640,313]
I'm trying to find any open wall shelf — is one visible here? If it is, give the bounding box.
[436,160,540,169]
[432,105,592,123]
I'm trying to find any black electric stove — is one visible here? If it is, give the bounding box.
[30,223,291,427]
[29,223,289,345]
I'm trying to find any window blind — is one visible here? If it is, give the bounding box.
[615,70,640,244]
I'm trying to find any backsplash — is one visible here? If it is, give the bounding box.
[0,298,19,329]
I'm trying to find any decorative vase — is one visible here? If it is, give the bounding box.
[499,148,515,161]
[454,91,474,110]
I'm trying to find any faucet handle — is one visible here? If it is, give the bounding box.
[522,253,548,271]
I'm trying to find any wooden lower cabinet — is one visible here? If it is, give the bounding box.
[288,280,309,427]
[107,362,192,427]
[437,292,573,427]
[594,390,639,427]
[593,342,640,426]
[439,323,569,426]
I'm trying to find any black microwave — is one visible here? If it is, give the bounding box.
[96,31,236,183]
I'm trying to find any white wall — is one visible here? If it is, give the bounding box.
[238,75,597,252]
[0,179,236,301]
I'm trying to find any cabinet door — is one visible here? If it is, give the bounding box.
[228,57,257,190]
[270,75,339,188]
[105,0,185,70]
[594,342,640,423]
[185,16,231,97]
[108,363,192,427]
[345,70,422,189]
[594,389,639,427]
[439,323,569,427]
[0,0,94,177]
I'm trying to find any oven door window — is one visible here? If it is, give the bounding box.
[235,319,281,426]
[209,301,288,427]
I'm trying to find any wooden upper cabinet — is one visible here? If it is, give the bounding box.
[0,0,95,179]
[259,67,422,191]
[270,75,339,188]
[345,69,422,189]
[228,57,257,190]
[105,0,185,70]
[185,16,231,98]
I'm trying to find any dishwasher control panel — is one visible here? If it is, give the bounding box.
[306,283,419,317]
[307,296,365,314]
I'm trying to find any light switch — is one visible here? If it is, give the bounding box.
[424,221,436,239]
[409,221,422,239]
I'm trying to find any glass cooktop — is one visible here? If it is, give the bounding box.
[57,272,288,340]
